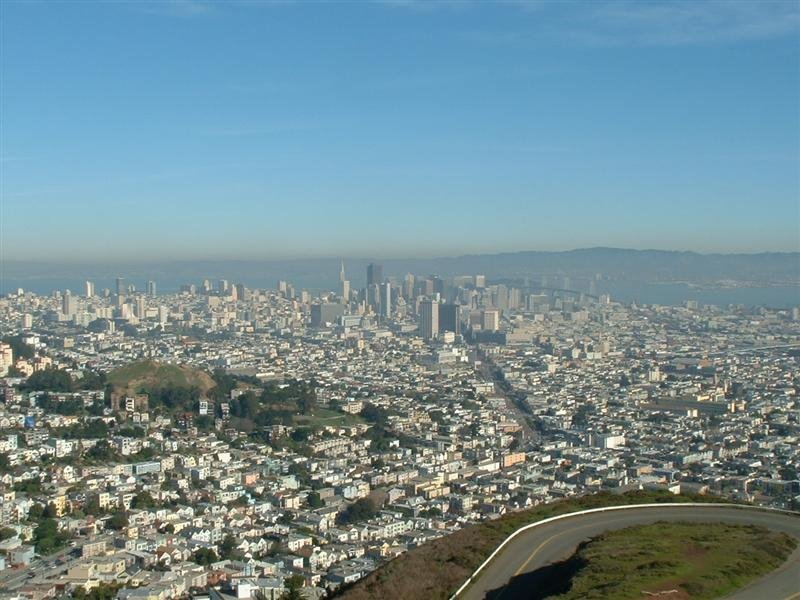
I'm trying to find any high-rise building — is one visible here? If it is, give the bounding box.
[482,308,500,331]
[136,297,147,319]
[22,314,33,329]
[85,281,95,298]
[380,283,392,320]
[475,275,486,289]
[235,283,250,302]
[218,279,229,294]
[115,277,126,296]
[62,292,77,317]
[310,303,345,327]
[367,283,380,310]
[439,303,461,336]
[339,260,350,301]
[367,263,383,287]
[147,280,157,297]
[419,299,439,340]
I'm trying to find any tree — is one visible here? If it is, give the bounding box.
[219,533,243,560]
[0,527,16,541]
[1,336,34,360]
[337,498,377,525]
[307,492,324,509]
[42,502,58,519]
[131,491,156,509]
[280,575,305,600]
[192,547,218,565]
[105,512,128,531]
[21,368,73,392]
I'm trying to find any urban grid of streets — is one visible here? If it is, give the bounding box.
[0,268,798,599]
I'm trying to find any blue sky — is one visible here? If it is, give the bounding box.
[1,0,798,261]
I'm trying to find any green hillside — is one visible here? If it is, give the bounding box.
[107,360,215,396]
[336,491,737,600]
[552,521,796,599]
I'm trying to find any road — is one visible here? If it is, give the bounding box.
[0,533,113,590]
[459,505,800,600]
[477,355,537,444]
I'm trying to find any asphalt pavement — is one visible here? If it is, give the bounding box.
[459,505,800,600]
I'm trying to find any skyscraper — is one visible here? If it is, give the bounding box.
[380,282,392,320]
[420,299,439,340]
[147,280,157,297]
[62,292,77,317]
[85,280,95,298]
[367,263,383,287]
[340,260,350,301]
[439,303,461,336]
[115,277,126,296]
[483,308,501,331]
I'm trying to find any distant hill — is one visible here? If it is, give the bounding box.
[3,248,798,294]
[107,360,215,396]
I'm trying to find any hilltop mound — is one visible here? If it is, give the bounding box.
[107,360,215,396]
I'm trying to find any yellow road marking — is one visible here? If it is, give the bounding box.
[513,531,565,577]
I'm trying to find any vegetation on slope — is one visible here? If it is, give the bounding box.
[107,360,215,397]
[552,521,797,599]
[336,490,737,600]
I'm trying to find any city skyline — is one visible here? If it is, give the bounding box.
[2,1,799,261]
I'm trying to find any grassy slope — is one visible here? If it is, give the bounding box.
[337,491,737,600]
[554,521,797,599]
[107,360,215,395]
[295,407,365,428]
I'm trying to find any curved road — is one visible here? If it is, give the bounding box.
[459,505,800,600]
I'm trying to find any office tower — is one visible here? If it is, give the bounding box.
[136,297,147,319]
[402,273,415,299]
[147,280,157,297]
[278,280,288,294]
[367,263,383,287]
[367,283,380,310]
[62,292,77,317]
[420,299,439,340]
[202,279,212,293]
[482,308,500,331]
[116,277,126,296]
[339,260,350,301]
[310,303,345,327]
[495,284,509,309]
[508,288,522,310]
[380,282,392,319]
[158,305,168,324]
[218,279,229,294]
[439,303,461,336]
[475,274,486,289]
[235,283,250,302]
[85,280,95,298]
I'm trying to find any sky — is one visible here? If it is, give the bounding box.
[1,0,799,261]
